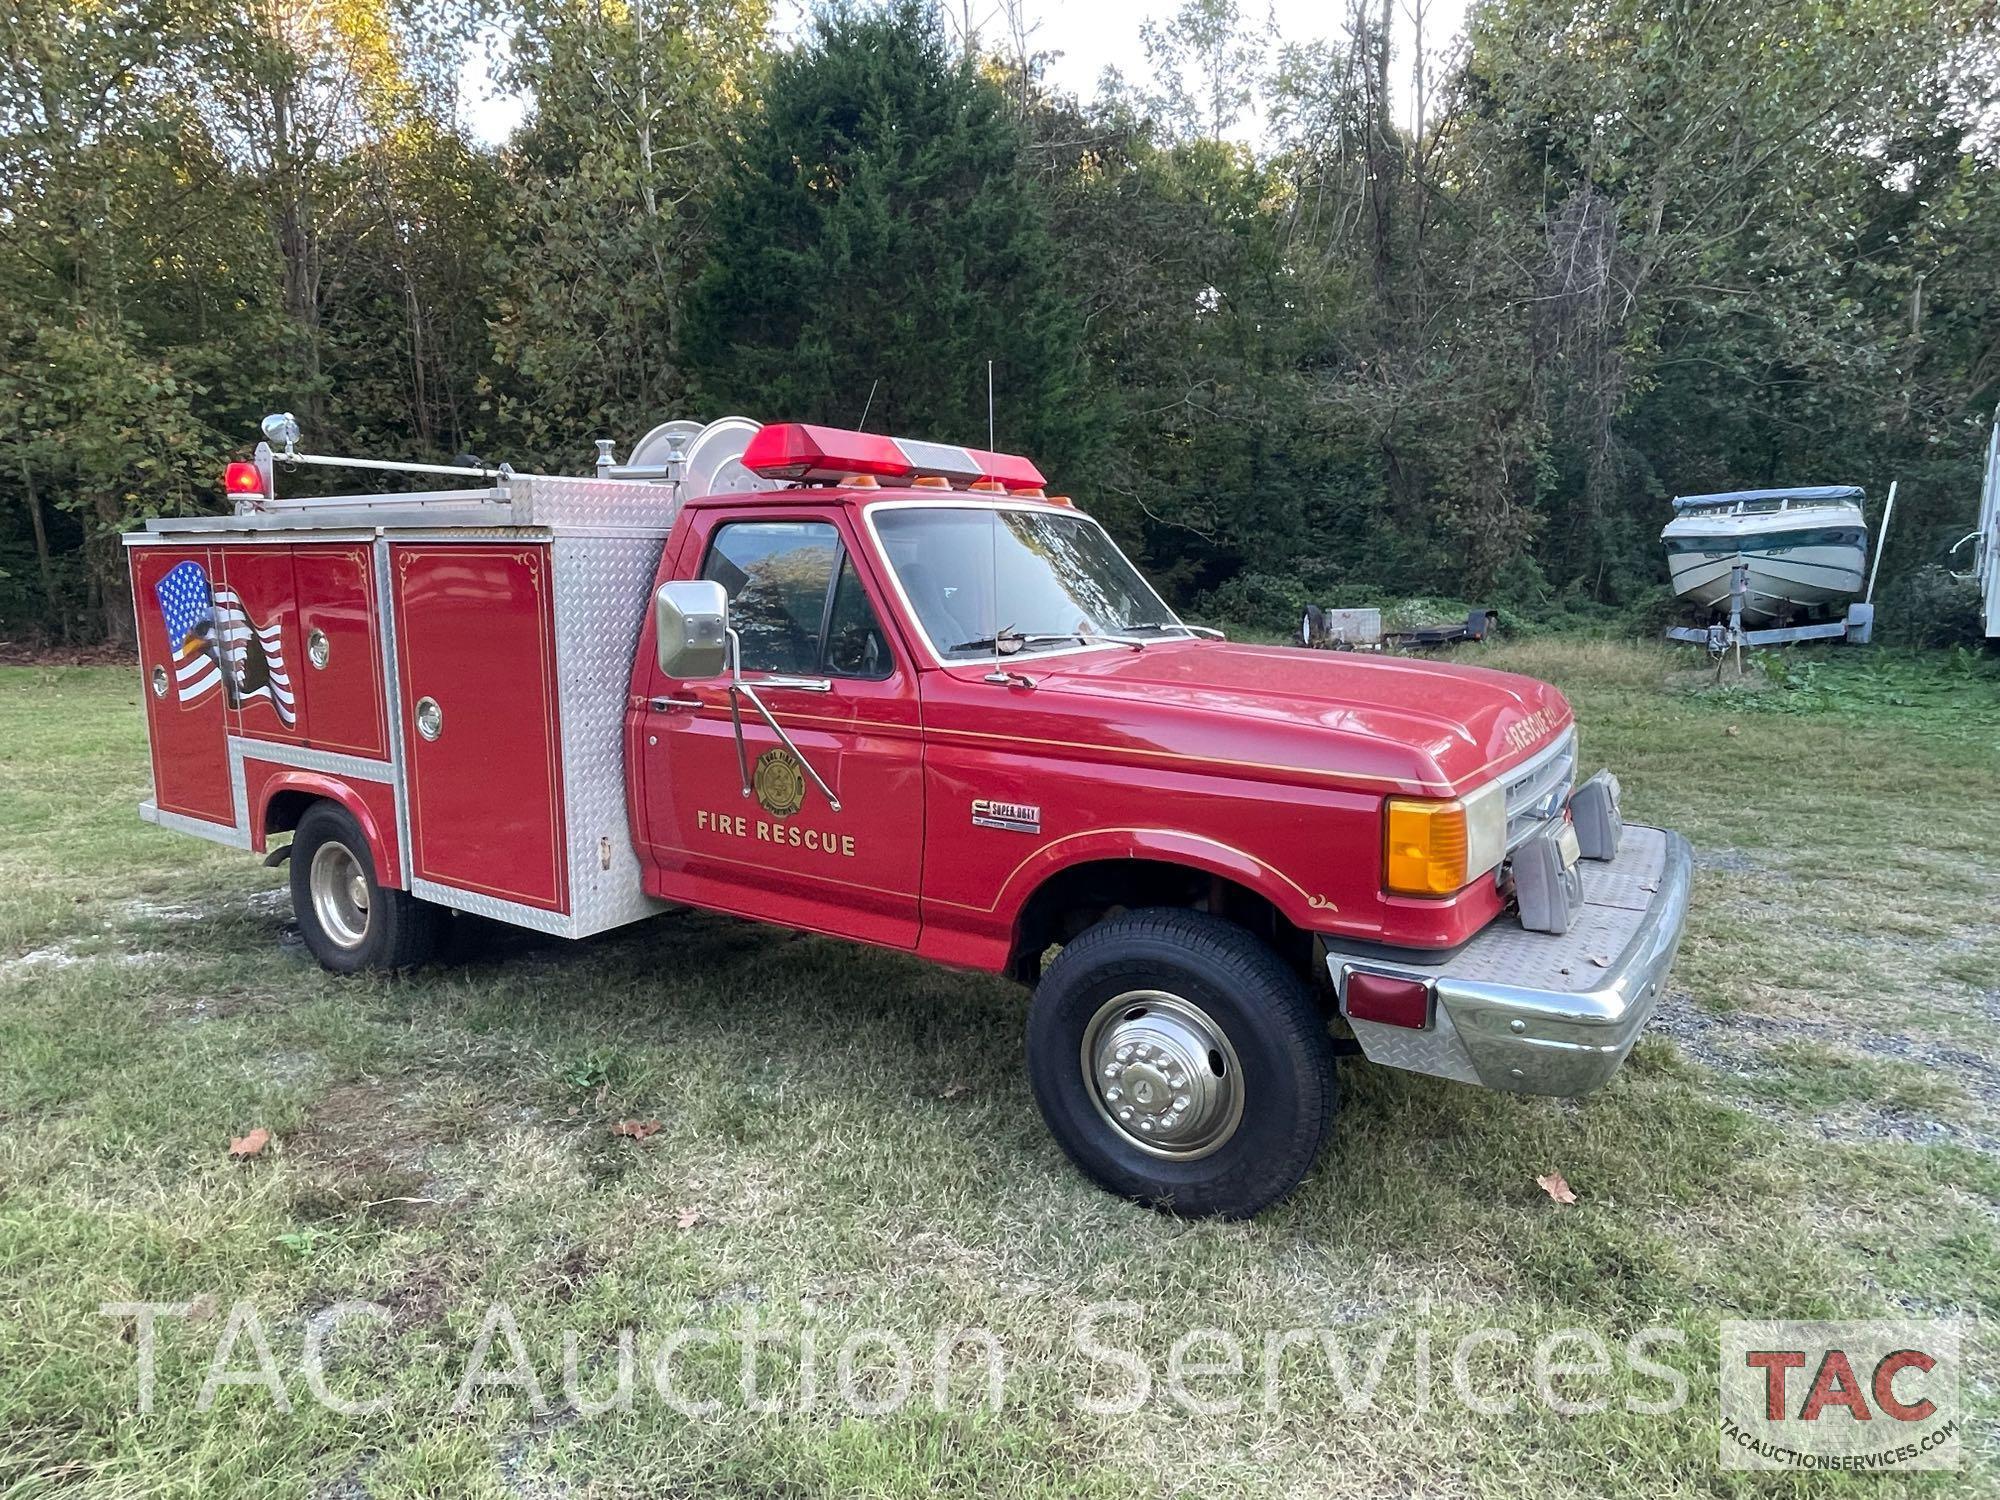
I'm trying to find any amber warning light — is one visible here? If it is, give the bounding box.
[742,422,1045,491]
[223,461,264,498]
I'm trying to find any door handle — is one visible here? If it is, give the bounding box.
[750,675,832,693]
[648,695,703,711]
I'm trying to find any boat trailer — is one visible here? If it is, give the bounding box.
[1665,479,1897,663]
[1665,563,1875,660]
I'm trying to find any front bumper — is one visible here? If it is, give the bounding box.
[1327,825,1693,1097]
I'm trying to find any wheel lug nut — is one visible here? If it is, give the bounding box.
[1105,1087,1122,1102]
[1169,1074,1186,1089]
[1115,1045,1133,1062]
[1174,1094,1191,1110]
[1117,1107,1132,1121]
[1103,1064,1119,1079]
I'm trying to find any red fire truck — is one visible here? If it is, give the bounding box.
[125,415,1691,1217]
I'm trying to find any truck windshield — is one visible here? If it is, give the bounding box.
[872,506,1187,660]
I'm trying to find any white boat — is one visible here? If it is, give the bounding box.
[1662,486,1869,623]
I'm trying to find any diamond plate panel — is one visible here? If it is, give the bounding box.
[1575,838,1669,912]
[511,475,686,534]
[1446,826,1667,990]
[140,798,252,850]
[409,877,581,937]
[550,534,673,936]
[1347,1007,1483,1085]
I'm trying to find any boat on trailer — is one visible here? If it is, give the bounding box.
[1662,486,1868,623]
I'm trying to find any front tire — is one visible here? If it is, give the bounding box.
[289,802,438,973]
[1026,908,1336,1219]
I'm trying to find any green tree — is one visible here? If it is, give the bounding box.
[682,1,1089,475]
[1459,0,2000,596]
[489,0,771,464]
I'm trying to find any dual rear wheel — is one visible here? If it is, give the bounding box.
[289,803,439,973]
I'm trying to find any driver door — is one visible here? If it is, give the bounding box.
[636,508,925,948]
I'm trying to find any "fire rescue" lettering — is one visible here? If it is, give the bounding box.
[697,808,856,858]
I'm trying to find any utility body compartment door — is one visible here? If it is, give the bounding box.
[131,544,234,826]
[213,545,304,746]
[292,543,389,759]
[390,543,568,912]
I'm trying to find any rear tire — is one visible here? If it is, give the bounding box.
[289,802,438,973]
[1026,908,1336,1219]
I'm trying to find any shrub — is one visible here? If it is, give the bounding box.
[1880,565,1986,649]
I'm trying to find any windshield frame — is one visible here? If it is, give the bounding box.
[860,498,1192,667]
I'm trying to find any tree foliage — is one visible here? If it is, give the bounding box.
[683,1,1088,472]
[2,0,1996,643]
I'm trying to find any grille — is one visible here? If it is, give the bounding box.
[1501,728,1577,850]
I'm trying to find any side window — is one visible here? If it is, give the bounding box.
[702,522,836,674]
[698,521,892,679]
[824,556,890,679]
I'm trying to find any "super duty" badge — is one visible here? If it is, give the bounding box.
[971,799,1041,834]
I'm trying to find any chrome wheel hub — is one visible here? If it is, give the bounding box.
[309,840,370,949]
[1081,990,1243,1159]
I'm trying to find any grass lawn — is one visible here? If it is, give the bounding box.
[1,639,1996,1497]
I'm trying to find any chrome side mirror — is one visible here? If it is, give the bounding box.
[655,579,729,678]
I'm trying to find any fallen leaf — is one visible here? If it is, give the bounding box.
[1536,1171,1577,1205]
[1587,954,1610,968]
[610,1119,661,1139]
[1725,724,1740,737]
[939,1080,970,1100]
[186,1292,221,1324]
[228,1127,271,1159]
[675,1207,702,1230]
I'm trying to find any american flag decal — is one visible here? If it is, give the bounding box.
[153,560,294,726]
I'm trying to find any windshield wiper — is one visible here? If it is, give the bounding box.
[948,628,1147,654]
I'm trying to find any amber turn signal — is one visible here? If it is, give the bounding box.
[1384,797,1470,896]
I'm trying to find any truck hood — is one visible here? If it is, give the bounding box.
[1005,640,1573,794]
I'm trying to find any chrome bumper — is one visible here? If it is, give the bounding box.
[1328,825,1693,1097]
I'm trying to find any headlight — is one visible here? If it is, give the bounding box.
[1383,781,1507,896]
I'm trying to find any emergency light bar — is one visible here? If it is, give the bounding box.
[742,423,1046,490]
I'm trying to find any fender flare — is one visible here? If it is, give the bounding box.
[248,770,401,888]
[996,826,1334,932]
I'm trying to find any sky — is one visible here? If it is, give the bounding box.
[462,0,1474,147]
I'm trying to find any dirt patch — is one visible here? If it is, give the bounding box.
[289,1078,479,1222]
[1653,988,2000,1149]
[145,987,268,1023]
[380,1258,458,1328]
[1691,846,1764,874]
[1,941,165,979]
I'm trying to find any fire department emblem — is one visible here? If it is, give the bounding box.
[752,748,807,819]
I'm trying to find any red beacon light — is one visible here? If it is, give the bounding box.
[742,422,1046,491]
[223,461,265,499]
